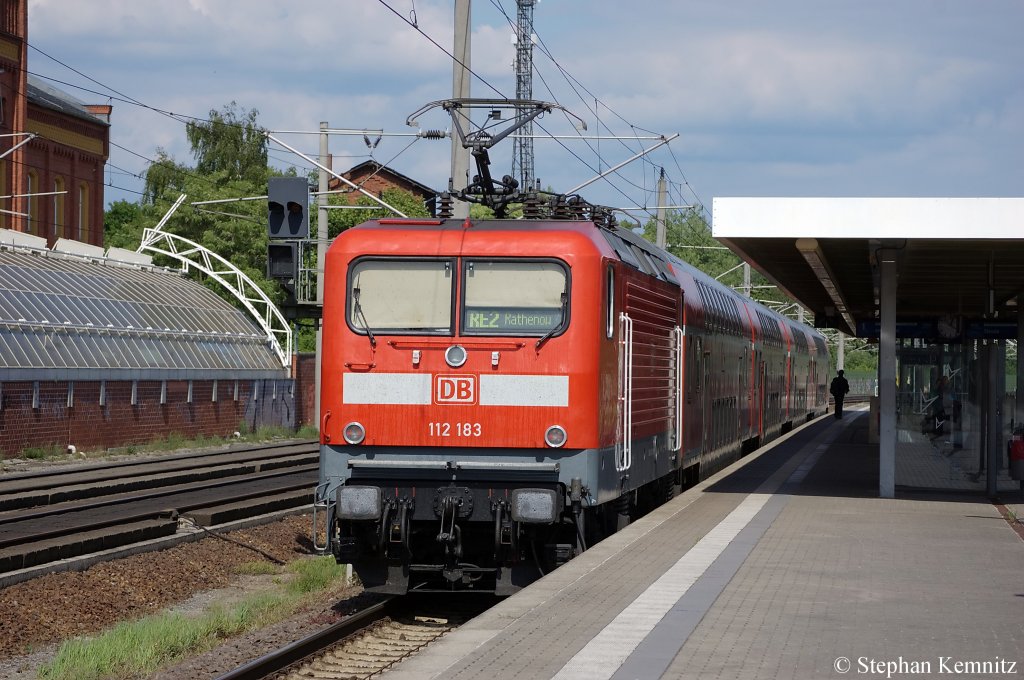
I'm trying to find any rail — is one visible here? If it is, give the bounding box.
[0,443,318,586]
[215,597,400,680]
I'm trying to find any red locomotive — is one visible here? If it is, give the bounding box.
[316,214,828,594]
[315,98,828,594]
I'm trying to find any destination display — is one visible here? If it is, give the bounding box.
[464,306,562,332]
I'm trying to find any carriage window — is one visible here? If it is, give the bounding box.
[348,259,453,334]
[462,259,568,335]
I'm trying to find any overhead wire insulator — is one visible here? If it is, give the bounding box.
[551,196,569,220]
[437,193,454,219]
[522,192,542,220]
[419,129,447,140]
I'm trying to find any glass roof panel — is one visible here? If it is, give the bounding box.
[0,329,28,366]
[0,247,282,375]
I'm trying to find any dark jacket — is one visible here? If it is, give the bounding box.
[830,375,850,398]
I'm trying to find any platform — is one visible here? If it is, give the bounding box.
[383,410,1024,679]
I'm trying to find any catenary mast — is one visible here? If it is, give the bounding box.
[512,0,536,190]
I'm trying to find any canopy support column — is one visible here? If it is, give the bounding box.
[879,250,898,498]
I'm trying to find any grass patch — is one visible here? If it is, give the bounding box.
[22,423,321,462]
[159,431,187,451]
[286,555,348,595]
[20,443,64,460]
[104,424,319,459]
[233,560,280,576]
[38,556,346,680]
[296,423,320,439]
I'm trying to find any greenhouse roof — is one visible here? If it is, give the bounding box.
[0,242,287,381]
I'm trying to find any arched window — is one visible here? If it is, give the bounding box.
[26,170,39,235]
[78,182,89,241]
[53,177,66,239]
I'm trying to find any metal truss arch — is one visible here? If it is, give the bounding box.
[137,194,292,368]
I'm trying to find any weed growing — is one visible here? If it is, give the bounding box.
[38,556,344,680]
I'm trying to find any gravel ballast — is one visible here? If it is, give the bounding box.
[0,513,368,679]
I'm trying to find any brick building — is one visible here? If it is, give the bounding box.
[0,0,109,246]
[0,237,294,458]
[330,160,437,215]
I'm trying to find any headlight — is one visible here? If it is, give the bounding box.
[445,344,468,368]
[544,425,567,448]
[510,488,562,523]
[343,421,365,445]
[337,486,381,520]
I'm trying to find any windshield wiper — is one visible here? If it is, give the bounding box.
[352,288,376,349]
[535,292,567,350]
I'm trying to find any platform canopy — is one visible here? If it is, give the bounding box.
[712,198,1024,337]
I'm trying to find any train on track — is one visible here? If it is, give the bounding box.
[314,99,830,594]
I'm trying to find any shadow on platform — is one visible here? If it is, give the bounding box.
[705,412,1024,506]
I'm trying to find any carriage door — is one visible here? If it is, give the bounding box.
[616,311,634,473]
[699,336,708,455]
[758,358,766,439]
[671,325,684,454]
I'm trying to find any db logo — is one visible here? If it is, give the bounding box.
[434,374,477,404]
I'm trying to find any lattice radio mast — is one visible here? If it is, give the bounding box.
[512,0,536,190]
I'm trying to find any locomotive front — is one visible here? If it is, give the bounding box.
[317,218,613,594]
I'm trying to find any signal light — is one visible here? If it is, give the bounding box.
[267,242,297,280]
[267,177,309,239]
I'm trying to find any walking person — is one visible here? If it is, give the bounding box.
[830,369,850,420]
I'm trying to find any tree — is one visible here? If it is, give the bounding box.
[105,105,443,354]
[103,199,148,250]
[107,104,282,309]
[642,208,740,280]
[327,188,431,238]
[185,102,268,185]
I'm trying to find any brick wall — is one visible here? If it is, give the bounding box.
[293,353,317,428]
[0,378,296,458]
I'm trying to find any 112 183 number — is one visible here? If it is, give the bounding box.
[428,422,482,437]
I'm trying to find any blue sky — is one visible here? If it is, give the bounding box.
[25,0,1024,224]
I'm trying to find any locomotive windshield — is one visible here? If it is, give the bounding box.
[348,259,453,333]
[462,259,568,335]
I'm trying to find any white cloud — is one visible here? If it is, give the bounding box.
[23,0,1024,212]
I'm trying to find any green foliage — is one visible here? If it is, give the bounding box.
[296,423,320,439]
[286,555,348,595]
[641,208,790,308]
[102,199,147,250]
[185,102,269,185]
[233,560,281,576]
[21,443,63,460]
[840,342,879,374]
[327,187,432,237]
[105,103,296,309]
[38,594,285,680]
[142,149,188,204]
[643,209,733,276]
[468,202,524,220]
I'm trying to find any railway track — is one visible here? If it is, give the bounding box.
[218,596,494,680]
[0,440,318,585]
